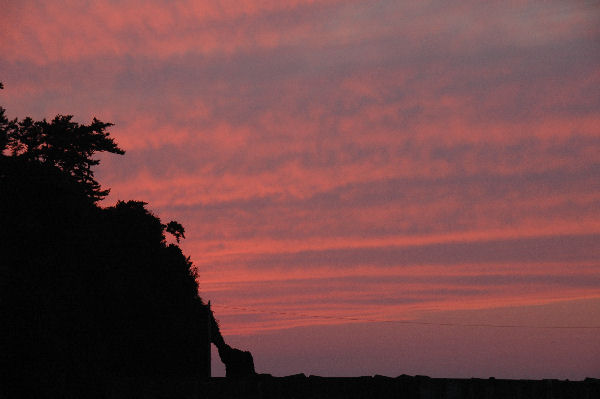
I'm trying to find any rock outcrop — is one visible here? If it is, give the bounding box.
[209,305,256,378]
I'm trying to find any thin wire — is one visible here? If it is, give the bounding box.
[211,303,600,330]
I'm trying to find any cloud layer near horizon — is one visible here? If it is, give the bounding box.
[2,0,599,377]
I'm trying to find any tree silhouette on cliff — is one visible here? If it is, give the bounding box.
[2,108,124,201]
[0,83,214,398]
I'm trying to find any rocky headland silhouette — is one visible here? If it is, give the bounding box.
[1,83,254,398]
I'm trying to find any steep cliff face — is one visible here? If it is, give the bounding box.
[208,307,256,378]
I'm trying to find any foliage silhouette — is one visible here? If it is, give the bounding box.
[165,220,186,243]
[2,91,124,201]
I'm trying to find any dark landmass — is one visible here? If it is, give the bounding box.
[1,88,254,398]
[74,374,599,399]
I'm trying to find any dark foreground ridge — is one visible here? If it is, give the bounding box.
[204,375,600,399]
[84,374,600,399]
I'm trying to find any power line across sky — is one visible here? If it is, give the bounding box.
[211,303,600,330]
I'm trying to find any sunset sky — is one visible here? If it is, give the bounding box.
[1,0,599,379]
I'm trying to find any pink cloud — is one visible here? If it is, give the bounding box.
[1,0,599,377]
[1,0,356,64]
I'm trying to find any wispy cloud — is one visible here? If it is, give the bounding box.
[1,0,599,377]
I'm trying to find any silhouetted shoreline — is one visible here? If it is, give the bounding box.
[205,375,599,399]
[84,374,600,398]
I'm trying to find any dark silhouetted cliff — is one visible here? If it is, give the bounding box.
[1,83,259,397]
[0,155,214,397]
[0,89,218,397]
